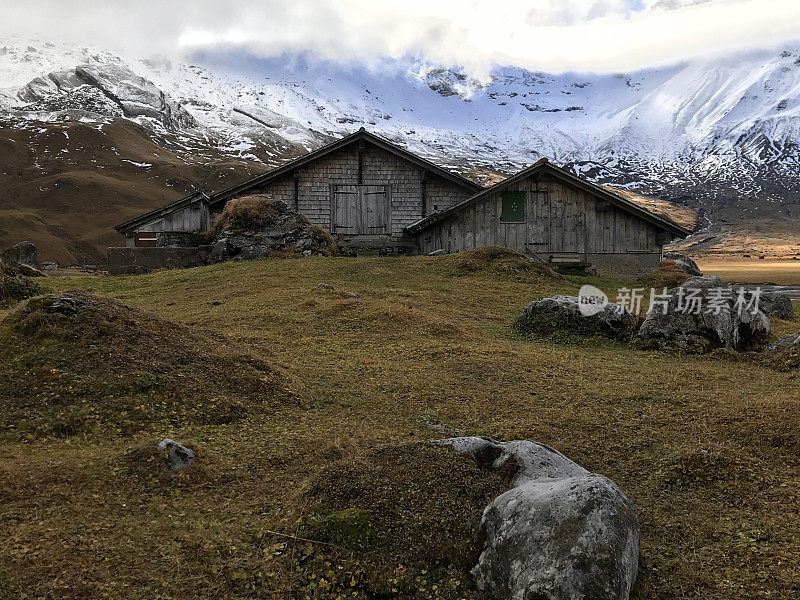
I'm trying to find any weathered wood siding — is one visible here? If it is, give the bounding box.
[234,143,475,242]
[138,202,209,234]
[416,175,661,257]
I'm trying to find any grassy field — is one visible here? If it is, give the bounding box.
[697,259,800,286]
[1,252,799,599]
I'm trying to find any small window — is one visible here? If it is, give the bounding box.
[501,191,525,223]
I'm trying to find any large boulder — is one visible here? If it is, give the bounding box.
[759,292,795,320]
[521,295,636,338]
[2,241,39,269]
[663,251,702,276]
[211,195,337,262]
[638,276,771,351]
[440,437,639,600]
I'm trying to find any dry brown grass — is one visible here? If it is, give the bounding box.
[1,252,798,599]
[215,195,281,232]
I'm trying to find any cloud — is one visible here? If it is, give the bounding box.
[3,0,800,73]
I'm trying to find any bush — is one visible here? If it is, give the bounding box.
[0,274,44,306]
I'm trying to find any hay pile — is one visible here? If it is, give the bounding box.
[0,291,287,439]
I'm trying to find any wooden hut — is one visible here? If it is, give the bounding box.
[406,158,690,278]
[115,129,481,254]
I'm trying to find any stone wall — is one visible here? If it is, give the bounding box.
[107,247,208,275]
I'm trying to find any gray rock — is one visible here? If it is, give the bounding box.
[427,249,447,256]
[439,437,639,600]
[46,295,89,315]
[524,295,636,337]
[663,251,702,276]
[759,292,794,320]
[638,276,771,351]
[158,439,195,471]
[2,241,39,269]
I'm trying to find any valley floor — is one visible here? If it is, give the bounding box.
[1,254,800,599]
[697,258,800,286]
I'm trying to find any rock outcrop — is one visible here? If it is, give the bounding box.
[638,276,771,351]
[1,241,44,277]
[521,295,636,338]
[663,251,702,276]
[439,437,639,600]
[75,64,196,130]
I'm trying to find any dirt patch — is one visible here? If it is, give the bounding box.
[0,291,289,439]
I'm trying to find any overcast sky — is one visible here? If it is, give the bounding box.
[3,0,800,74]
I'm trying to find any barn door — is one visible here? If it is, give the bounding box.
[360,185,389,235]
[332,185,360,234]
[526,188,550,254]
[331,184,389,235]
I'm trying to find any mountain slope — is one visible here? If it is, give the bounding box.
[1,37,799,263]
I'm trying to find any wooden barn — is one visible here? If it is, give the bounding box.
[407,158,690,278]
[114,130,690,278]
[115,129,481,254]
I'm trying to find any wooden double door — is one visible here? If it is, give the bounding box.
[524,186,586,255]
[331,184,390,236]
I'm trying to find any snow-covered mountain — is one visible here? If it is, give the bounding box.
[1,36,800,262]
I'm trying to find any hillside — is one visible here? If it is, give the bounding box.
[2,38,800,262]
[1,253,798,598]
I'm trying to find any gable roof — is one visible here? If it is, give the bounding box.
[115,129,482,233]
[405,158,692,238]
